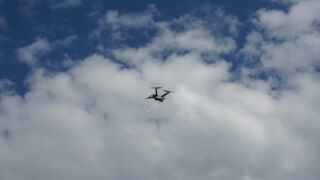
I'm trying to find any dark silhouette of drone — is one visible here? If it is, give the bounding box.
[146,87,172,102]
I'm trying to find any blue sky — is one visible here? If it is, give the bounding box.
[0,0,288,94]
[1,0,320,180]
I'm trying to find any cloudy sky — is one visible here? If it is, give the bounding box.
[1,0,320,179]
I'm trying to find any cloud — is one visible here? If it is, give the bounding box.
[2,3,320,180]
[105,8,157,29]
[50,0,82,9]
[19,0,82,16]
[90,6,159,42]
[93,7,237,65]
[1,53,319,180]
[17,38,52,66]
[240,0,320,73]
[0,79,14,93]
[56,34,78,47]
[256,0,320,39]
[0,0,6,28]
[62,35,78,46]
[0,15,7,28]
[106,10,153,27]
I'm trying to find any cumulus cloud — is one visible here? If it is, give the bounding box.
[1,53,319,180]
[2,3,320,180]
[93,7,236,65]
[17,38,52,66]
[256,0,320,39]
[240,0,320,73]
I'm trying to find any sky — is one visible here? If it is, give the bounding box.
[1,0,320,179]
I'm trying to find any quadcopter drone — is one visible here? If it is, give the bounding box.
[146,87,172,102]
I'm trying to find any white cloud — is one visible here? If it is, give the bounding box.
[90,6,159,42]
[0,79,14,94]
[238,31,264,61]
[2,4,320,180]
[2,51,319,179]
[111,26,235,66]
[17,38,52,66]
[105,5,158,30]
[261,32,320,71]
[95,8,236,66]
[240,0,320,73]
[256,0,320,39]
[60,35,78,47]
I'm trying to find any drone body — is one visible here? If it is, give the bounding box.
[146,87,172,102]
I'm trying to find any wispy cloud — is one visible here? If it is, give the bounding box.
[17,38,51,66]
[56,34,78,47]
[50,0,82,9]
[105,7,158,29]
[0,0,6,28]
[0,15,6,28]
[19,0,82,16]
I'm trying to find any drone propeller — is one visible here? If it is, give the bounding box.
[151,86,162,89]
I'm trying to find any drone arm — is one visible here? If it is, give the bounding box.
[155,88,158,96]
[161,92,170,98]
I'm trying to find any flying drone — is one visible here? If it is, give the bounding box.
[146,87,172,102]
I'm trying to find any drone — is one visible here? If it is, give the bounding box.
[146,87,172,102]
